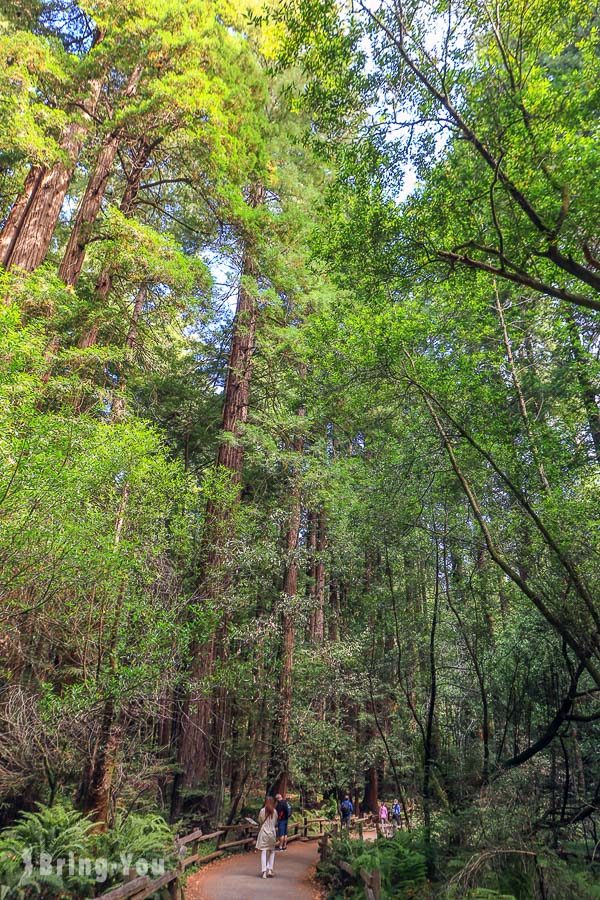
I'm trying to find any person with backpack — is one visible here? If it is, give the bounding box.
[391,798,402,829]
[340,793,353,829]
[255,796,278,878]
[275,793,292,850]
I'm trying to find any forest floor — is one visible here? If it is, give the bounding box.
[184,839,324,900]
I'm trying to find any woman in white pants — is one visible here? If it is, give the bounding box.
[255,796,278,878]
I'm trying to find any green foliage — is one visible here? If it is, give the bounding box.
[96,811,176,870]
[321,832,428,898]
[0,803,96,897]
[446,848,600,900]
[0,803,177,898]
[1,1,599,896]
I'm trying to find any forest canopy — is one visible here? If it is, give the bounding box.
[0,0,599,897]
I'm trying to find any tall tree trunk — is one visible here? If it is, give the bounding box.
[0,70,104,273]
[423,543,439,871]
[269,409,305,795]
[78,281,143,812]
[444,544,490,784]
[79,484,130,826]
[110,284,146,422]
[174,182,264,815]
[363,764,378,813]
[306,509,317,638]
[212,182,265,478]
[312,510,326,644]
[493,284,550,491]
[0,167,46,267]
[59,65,143,286]
[328,579,339,640]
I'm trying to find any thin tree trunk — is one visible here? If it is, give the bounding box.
[270,408,305,795]
[423,543,439,870]
[443,544,490,783]
[78,137,153,347]
[312,510,326,644]
[306,509,317,638]
[363,764,378,813]
[493,284,550,490]
[417,384,600,687]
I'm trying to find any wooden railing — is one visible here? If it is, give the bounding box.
[99,813,345,899]
[318,816,382,900]
[98,820,256,900]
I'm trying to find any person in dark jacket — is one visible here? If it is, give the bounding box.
[340,793,353,828]
[275,793,291,850]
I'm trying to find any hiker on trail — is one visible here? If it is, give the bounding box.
[391,798,402,829]
[340,793,353,829]
[378,799,389,837]
[256,796,278,878]
[275,792,292,850]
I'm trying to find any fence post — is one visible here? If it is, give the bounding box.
[371,868,381,900]
[168,877,183,900]
[358,821,363,839]
[303,815,308,839]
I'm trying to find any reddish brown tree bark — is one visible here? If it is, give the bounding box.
[0,71,104,273]
[211,181,265,480]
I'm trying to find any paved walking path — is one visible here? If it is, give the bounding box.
[184,840,323,900]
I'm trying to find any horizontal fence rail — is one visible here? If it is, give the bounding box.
[100,812,359,899]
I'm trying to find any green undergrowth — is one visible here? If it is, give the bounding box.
[318,829,430,898]
[0,801,177,898]
[317,829,600,899]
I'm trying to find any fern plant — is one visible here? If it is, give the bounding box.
[97,811,177,876]
[0,803,96,898]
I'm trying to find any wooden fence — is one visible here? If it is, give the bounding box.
[318,816,382,900]
[99,814,341,899]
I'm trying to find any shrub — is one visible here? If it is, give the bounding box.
[97,810,177,878]
[319,830,428,898]
[0,802,96,897]
[0,803,177,898]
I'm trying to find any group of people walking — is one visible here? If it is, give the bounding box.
[340,793,403,833]
[255,793,292,878]
[255,791,404,877]
[377,798,404,835]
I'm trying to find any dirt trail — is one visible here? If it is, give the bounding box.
[184,840,323,900]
